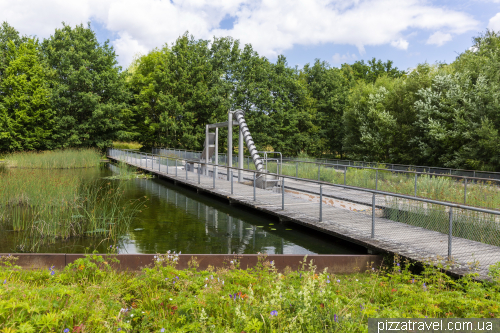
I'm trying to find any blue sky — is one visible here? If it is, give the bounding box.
[2,0,500,71]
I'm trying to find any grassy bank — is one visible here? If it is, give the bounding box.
[0,161,145,252]
[0,254,498,332]
[5,149,102,169]
[113,141,143,150]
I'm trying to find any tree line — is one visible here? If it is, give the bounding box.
[1,22,499,171]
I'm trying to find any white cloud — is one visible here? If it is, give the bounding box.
[390,38,409,50]
[0,0,480,67]
[488,13,500,31]
[332,52,357,64]
[426,31,453,46]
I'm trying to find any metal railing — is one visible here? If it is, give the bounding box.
[151,147,500,210]
[109,148,500,277]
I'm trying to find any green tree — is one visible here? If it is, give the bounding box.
[345,57,405,83]
[42,23,130,149]
[0,39,54,151]
[302,60,350,157]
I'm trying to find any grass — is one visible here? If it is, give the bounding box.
[0,163,146,252]
[0,254,499,332]
[113,141,143,150]
[5,149,102,169]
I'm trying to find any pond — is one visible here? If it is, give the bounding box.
[0,164,364,255]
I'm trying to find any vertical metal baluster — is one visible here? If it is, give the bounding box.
[186,163,188,180]
[282,176,285,210]
[167,157,169,174]
[414,173,418,197]
[371,193,375,238]
[253,172,256,201]
[464,178,467,204]
[448,207,453,260]
[296,162,298,178]
[231,171,233,194]
[213,165,216,189]
[344,167,347,185]
[319,184,322,222]
[375,170,378,190]
[175,159,178,177]
[317,164,320,181]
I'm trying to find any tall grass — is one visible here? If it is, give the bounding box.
[113,141,142,150]
[270,161,500,210]
[5,148,102,169]
[0,168,145,252]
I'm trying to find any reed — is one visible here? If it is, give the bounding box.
[5,148,102,169]
[0,168,145,252]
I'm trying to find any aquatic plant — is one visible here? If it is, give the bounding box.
[5,148,102,169]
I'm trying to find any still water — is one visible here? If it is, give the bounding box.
[1,164,363,254]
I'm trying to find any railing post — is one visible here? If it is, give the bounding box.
[158,155,160,172]
[186,163,188,180]
[213,165,216,189]
[167,157,169,174]
[344,166,347,185]
[319,184,323,222]
[198,163,201,184]
[296,162,298,178]
[253,172,256,201]
[282,176,285,210]
[317,164,320,181]
[448,207,453,260]
[375,170,378,190]
[464,178,467,204]
[414,173,418,197]
[146,154,148,169]
[371,193,375,238]
[175,159,178,177]
[231,170,233,194]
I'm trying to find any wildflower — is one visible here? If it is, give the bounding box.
[117,329,121,331]
[222,280,224,285]
[64,329,69,333]
[391,288,397,293]
[327,280,330,283]
[412,279,415,284]
[51,271,55,276]
[176,276,179,279]
[169,298,173,301]
[337,279,340,283]
[270,310,278,316]
[205,277,208,281]
[204,284,207,288]
[165,278,168,281]
[173,281,175,284]
[161,329,165,332]
[230,260,234,264]
[360,304,365,310]
[130,314,134,317]
[372,267,375,271]
[229,294,233,299]
[210,275,213,279]
[423,283,427,291]
[110,245,113,248]
[334,314,338,322]
[270,261,274,265]
[397,263,400,266]
[356,279,358,281]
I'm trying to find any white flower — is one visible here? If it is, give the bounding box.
[204,284,207,288]
[169,298,173,301]
[356,279,358,281]
[130,314,134,317]
[230,261,234,264]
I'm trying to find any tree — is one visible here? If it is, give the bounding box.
[345,58,405,83]
[0,39,54,151]
[42,23,130,149]
[302,60,350,157]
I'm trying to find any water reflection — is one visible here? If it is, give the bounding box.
[121,172,360,255]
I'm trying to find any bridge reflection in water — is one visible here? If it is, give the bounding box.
[118,172,360,255]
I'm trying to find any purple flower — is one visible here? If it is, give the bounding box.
[229,294,233,299]
[173,281,175,284]
[412,279,415,284]
[117,329,121,332]
[270,310,278,316]
[176,276,179,279]
[337,279,340,283]
[3,279,5,284]
[110,245,113,248]
[161,329,165,332]
[64,329,69,333]
[334,314,338,322]
[50,271,55,276]
[270,261,274,265]
[299,273,302,278]
[423,282,427,290]
[327,280,330,283]
[397,263,400,266]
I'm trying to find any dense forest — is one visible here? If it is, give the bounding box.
[1,22,500,171]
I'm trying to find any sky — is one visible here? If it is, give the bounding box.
[1,0,500,71]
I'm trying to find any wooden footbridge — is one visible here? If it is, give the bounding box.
[108,149,500,279]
